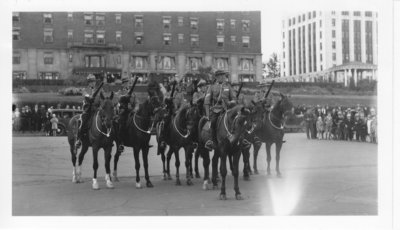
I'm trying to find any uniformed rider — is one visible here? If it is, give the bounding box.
[204,70,237,151]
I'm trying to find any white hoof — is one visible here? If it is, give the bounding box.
[72,175,77,183]
[202,180,210,190]
[135,182,142,189]
[106,180,114,189]
[92,179,100,190]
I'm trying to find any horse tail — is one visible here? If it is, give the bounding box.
[67,114,80,146]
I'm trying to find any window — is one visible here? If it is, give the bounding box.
[96,31,105,44]
[298,16,301,23]
[283,32,285,38]
[96,15,105,26]
[67,12,73,21]
[178,17,184,26]
[12,12,20,23]
[332,41,336,49]
[67,30,73,41]
[320,31,322,39]
[163,16,171,30]
[85,55,104,67]
[320,20,322,27]
[163,33,171,45]
[132,56,146,69]
[332,18,336,27]
[43,13,52,24]
[332,53,336,61]
[135,15,143,28]
[217,35,224,47]
[215,57,228,70]
[190,34,199,47]
[189,57,202,70]
[283,52,285,58]
[157,56,176,70]
[342,11,349,16]
[242,20,250,32]
[320,54,323,61]
[43,52,54,65]
[13,53,20,64]
[292,17,295,25]
[39,72,59,80]
[190,18,198,30]
[308,12,311,19]
[230,19,236,29]
[354,11,361,16]
[302,14,305,21]
[240,58,253,71]
[43,29,53,43]
[135,33,143,44]
[320,65,323,71]
[365,11,373,17]
[242,36,250,48]
[84,30,94,44]
[13,71,27,80]
[332,30,336,38]
[13,27,20,40]
[115,14,121,24]
[320,43,322,50]
[216,19,224,31]
[313,11,316,18]
[331,11,336,15]
[231,36,236,42]
[84,14,93,25]
[178,33,184,44]
[288,19,291,26]
[283,42,285,48]
[116,31,122,42]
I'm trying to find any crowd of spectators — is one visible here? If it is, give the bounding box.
[12,103,80,136]
[293,104,377,144]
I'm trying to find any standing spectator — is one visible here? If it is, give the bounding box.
[32,104,41,132]
[344,113,354,141]
[72,105,76,110]
[304,108,314,139]
[50,114,59,137]
[324,112,333,140]
[370,115,377,144]
[354,113,362,141]
[14,107,21,131]
[359,116,368,142]
[316,116,325,140]
[336,111,345,140]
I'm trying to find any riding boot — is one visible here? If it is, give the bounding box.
[205,117,217,151]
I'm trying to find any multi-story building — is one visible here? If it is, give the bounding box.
[280,11,378,86]
[12,11,262,85]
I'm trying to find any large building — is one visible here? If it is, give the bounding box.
[280,11,378,86]
[12,12,262,84]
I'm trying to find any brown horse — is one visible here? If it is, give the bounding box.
[253,93,293,176]
[67,113,88,183]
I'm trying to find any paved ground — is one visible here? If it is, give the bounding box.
[12,133,377,216]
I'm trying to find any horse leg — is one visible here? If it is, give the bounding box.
[211,150,220,189]
[219,146,228,200]
[76,144,89,183]
[253,143,260,174]
[70,143,78,183]
[184,146,194,186]
[142,146,153,188]
[276,142,283,177]
[228,154,234,176]
[113,149,121,182]
[242,147,250,181]
[92,146,100,190]
[202,148,211,190]
[174,148,181,186]
[166,148,173,180]
[133,147,142,189]
[266,143,272,175]
[233,149,243,200]
[194,147,201,178]
[161,151,167,180]
[104,145,114,189]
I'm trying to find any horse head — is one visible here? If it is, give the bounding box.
[225,105,250,144]
[185,103,200,133]
[276,93,294,117]
[99,91,115,130]
[147,80,164,115]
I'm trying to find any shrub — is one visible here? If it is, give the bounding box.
[58,87,83,96]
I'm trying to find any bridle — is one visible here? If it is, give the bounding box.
[95,110,112,137]
[133,113,155,134]
[224,109,246,138]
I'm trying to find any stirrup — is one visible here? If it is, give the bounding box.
[118,145,124,152]
[205,140,214,151]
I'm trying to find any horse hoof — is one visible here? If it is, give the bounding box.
[195,173,201,179]
[92,180,99,190]
[136,182,142,189]
[235,194,243,200]
[243,176,250,181]
[72,176,77,183]
[163,175,168,181]
[249,171,253,175]
[213,185,219,190]
[186,180,193,186]
[106,181,114,189]
[113,177,119,182]
[168,175,173,180]
[277,172,282,178]
[219,194,227,200]
[254,170,259,175]
[176,180,181,186]
[190,174,194,179]
[146,182,154,188]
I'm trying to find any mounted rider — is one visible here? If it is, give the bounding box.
[192,79,208,115]
[75,75,104,148]
[116,76,140,152]
[204,70,237,151]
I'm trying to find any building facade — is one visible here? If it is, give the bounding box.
[280,11,378,86]
[12,12,262,84]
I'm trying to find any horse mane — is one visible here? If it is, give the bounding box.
[175,104,189,127]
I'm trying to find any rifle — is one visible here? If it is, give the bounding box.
[170,80,177,98]
[264,80,275,99]
[92,82,104,99]
[236,82,244,99]
[127,76,139,97]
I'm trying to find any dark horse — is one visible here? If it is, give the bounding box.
[253,93,293,176]
[67,92,116,188]
[213,105,249,200]
[157,103,200,186]
[112,81,163,188]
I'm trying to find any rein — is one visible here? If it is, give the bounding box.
[133,113,155,134]
[223,110,242,137]
[173,115,190,138]
[95,111,112,137]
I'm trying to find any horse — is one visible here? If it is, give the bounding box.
[157,102,200,186]
[253,93,293,176]
[113,81,164,188]
[88,91,116,189]
[211,105,250,200]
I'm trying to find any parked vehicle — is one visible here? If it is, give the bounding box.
[51,109,82,136]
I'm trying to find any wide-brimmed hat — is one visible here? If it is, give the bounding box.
[197,79,207,87]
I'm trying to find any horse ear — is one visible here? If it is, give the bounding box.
[110,91,114,100]
[100,91,105,100]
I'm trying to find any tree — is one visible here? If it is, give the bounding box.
[266,53,280,78]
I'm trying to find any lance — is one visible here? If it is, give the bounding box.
[236,82,244,99]
[170,80,177,98]
[127,75,139,97]
[264,80,275,99]
[92,82,104,99]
